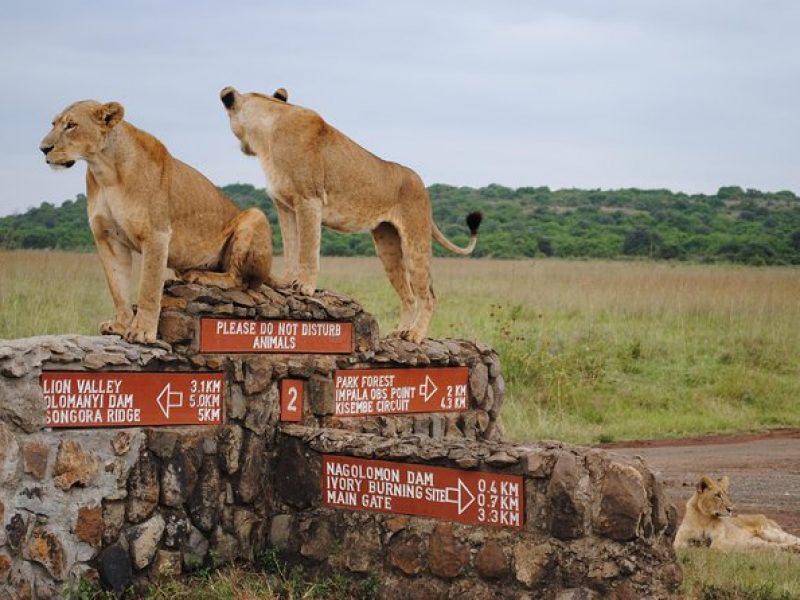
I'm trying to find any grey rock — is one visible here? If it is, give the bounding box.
[183,525,210,570]
[218,424,244,474]
[469,362,489,406]
[238,432,267,503]
[547,452,585,540]
[126,451,160,524]
[98,544,133,594]
[127,513,166,570]
[274,437,319,509]
[269,514,294,551]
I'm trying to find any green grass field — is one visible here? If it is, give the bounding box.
[2,250,799,444]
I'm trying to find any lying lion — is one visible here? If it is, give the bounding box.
[219,86,481,343]
[40,100,273,344]
[674,475,800,551]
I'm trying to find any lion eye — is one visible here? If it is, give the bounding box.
[65,122,77,131]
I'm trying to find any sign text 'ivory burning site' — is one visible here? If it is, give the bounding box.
[322,455,524,528]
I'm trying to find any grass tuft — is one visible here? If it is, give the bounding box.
[679,548,800,600]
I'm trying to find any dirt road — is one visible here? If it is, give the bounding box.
[600,429,800,535]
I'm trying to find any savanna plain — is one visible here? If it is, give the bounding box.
[2,250,799,444]
[2,250,799,599]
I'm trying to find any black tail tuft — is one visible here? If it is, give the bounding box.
[466,211,483,235]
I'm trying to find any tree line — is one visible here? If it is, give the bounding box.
[1,183,799,265]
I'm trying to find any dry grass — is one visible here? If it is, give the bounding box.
[2,250,799,443]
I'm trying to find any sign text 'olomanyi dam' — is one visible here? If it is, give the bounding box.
[41,371,224,428]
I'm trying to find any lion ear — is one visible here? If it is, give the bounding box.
[273,88,288,102]
[697,476,714,493]
[95,102,124,129]
[718,476,730,491]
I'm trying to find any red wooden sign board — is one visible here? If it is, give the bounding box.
[199,318,353,354]
[41,371,224,429]
[334,367,469,416]
[280,379,304,422]
[322,455,524,528]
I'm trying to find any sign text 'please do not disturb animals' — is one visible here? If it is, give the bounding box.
[322,455,524,528]
[199,318,352,354]
[41,371,224,428]
[334,367,469,417]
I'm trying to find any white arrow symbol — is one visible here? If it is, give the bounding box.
[419,374,439,403]
[443,478,476,514]
[155,383,184,419]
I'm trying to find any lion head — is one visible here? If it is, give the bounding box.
[693,475,733,518]
[39,100,125,169]
[219,86,288,157]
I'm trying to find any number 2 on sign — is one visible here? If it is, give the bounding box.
[280,379,304,422]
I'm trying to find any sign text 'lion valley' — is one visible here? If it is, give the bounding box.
[322,455,524,528]
[200,318,352,354]
[41,372,224,428]
[334,367,469,416]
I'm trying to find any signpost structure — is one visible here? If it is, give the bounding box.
[41,371,224,428]
[199,317,353,354]
[322,455,524,528]
[333,367,469,417]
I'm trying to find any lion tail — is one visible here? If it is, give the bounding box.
[432,211,482,256]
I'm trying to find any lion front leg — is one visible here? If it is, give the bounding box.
[91,219,135,337]
[275,203,299,283]
[292,199,322,296]
[126,232,169,344]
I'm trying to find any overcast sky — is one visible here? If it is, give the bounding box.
[2,0,799,215]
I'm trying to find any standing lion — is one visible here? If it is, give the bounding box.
[219,86,481,343]
[40,100,274,344]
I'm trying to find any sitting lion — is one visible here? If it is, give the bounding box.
[674,475,800,551]
[219,86,481,343]
[40,100,273,343]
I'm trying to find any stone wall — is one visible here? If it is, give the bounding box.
[0,284,681,599]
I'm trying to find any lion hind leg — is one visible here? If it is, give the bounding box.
[372,222,416,333]
[399,230,436,344]
[758,523,800,546]
[184,208,273,290]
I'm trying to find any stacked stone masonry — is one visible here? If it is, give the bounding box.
[0,283,681,598]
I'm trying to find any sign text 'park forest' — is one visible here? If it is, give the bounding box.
[200,318,352,354]
[334,367,469,416]
[41,372,224,428]
[322,455,524,528]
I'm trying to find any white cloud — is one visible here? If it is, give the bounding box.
[2,0,799,214]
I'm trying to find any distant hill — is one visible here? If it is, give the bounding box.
[1,183,799,265]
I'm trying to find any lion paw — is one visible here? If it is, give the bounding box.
[290,280,316,296]
[182,270,204,284]
[400,329,425,344]
[99,320,128,336]
[184,270,242,291]
[124,314,158,345]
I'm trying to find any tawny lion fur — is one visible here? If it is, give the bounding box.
[674,475,800,552]
[219,86,481,343]
[40,100,273,344]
